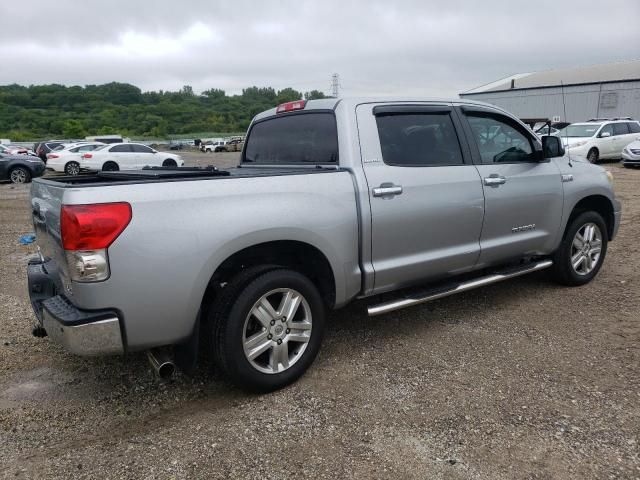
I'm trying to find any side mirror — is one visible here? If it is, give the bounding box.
[600,131,611,138]
[542,135,565,158]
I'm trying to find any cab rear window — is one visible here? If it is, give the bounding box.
[243,112,338,164]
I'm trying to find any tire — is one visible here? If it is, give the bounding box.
[9,166,31,184]
[162,159,177,167]
[210,268,325,392]
[102,161,119,172]
[587,148,599,164]
[551,211,608,286]
[64,161,80,176]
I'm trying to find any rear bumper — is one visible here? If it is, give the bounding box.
[27,257,124,356]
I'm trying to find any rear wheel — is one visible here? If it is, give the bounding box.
[9,167,31,184]
[210,268,325,392]
[64,161,80,175]
[102,161,119,171]
[587,148,599,164]
[551,211,608,286]
[162,159,177,167]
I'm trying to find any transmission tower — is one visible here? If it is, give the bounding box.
[331,73,341,98]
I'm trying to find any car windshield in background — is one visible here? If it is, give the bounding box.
[558,124,599,137]
[244,112,338,164]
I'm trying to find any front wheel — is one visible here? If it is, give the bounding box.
[551,211,608,286]
[587,148,599,164]
[162,159,177,167]
[210,268,325,392]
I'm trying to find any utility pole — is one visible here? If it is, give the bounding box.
[331,73,341,98]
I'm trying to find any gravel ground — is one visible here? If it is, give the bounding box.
[0,153,638,479]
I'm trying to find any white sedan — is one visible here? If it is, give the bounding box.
[79,143,184,172]
[46,142,105,175]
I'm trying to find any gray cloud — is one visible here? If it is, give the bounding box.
[1,0,638,96]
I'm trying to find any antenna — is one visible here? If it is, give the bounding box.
[560,80,572,167]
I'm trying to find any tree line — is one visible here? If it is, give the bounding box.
[0,83,327,140]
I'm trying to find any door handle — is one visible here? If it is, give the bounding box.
[372,183,403,197]
[484,175,506,187]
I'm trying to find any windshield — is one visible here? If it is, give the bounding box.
[244,112,338,164]
[558,124,599,138]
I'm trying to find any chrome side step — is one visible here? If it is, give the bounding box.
[367,260,553,316]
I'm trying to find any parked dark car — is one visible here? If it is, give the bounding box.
[0,153,46,184]
[33,141,65,162]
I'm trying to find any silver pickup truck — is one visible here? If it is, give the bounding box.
[27,97,621,391]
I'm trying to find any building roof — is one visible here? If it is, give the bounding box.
[461,59,640,95]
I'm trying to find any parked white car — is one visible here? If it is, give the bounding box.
[80,143,184,172]
[201,140,227,153]
[46,142,105,175]
[558,119,640,163]
[0,144,37,156]
[622,139,640,168]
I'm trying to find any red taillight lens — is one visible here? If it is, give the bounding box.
[82,153,92,159]
[276,100,306,113]
[48,154,59,159]
[61,203,132,250]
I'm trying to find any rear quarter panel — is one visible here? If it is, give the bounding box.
[63,171,361,350]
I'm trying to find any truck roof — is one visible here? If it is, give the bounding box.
[253,97,507,122]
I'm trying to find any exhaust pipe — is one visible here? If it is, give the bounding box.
[147,348,175,379]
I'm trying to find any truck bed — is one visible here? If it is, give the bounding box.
[35,165,342,188]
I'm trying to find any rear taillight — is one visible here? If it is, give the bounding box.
[61,203,131,282]
[276,100,306,113]
[48,154,59,159]
[82,153,92,159]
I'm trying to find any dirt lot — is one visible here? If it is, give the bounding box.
[0,153,638,479]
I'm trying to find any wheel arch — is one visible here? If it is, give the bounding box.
[567,194,615,240]
[201,240,337,313]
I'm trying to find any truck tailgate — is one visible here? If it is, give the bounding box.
[30,180,68,283]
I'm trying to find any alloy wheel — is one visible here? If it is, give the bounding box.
[571,222,602,275]
[10,168,27,183]
[66,162,80,175]
[242,288,313,374]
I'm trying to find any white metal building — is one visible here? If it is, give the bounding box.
[459,60,640,123]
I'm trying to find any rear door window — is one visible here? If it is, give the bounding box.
[244,112,338,164]
[110,144,132,152]
[628,122,640,134]
[613,123,629,136]
[374,112,464,166]
[131,144,154,153]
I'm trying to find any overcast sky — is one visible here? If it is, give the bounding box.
[1,0,638,97]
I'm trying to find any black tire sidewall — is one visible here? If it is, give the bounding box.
[554,211,608,286]
[102,162,119,171]
[218,269,325,392]
[163,159,177,167]
[587,148,598,163]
